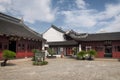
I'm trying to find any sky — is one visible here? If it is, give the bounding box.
[0,0,120,34]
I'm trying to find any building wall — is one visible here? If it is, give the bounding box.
[81,41,105,58]
[81,41,120,58]
[49,45,78,56]
[0,36,43,59]
[16,39,42,58]
[43,27,65,42]
[112,41,120,58]
[0,36,9,59]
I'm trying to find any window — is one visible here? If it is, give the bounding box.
[115,46,120,52]
[86,46,92,51]
[18,44,21,51]
[117,46,120,51]
[95,46,103,51]
[82,46,86,51]
[22,44,25,50]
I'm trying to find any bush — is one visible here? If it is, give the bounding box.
[87,50,97,60]
[76,50,86,60]
[40,61,48,65]
[47,48,55,56]
[32,49,40,61]
[3,50,16,59]
[72,47,78,55]
[1,50,16,66]
[33,61,48,66]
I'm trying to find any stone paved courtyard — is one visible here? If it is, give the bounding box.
[0,57,120,80]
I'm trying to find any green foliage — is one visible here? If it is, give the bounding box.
[32,49,40,61]
[72,47,78,55]
[33,61,48,66]
[32,49,40,54]
[33,61,40,65]
[40,61,48,65]
[87,50,97,57]
[87,49,97,60]
[76,50,86,60]
[47,48,55,56]
[3,50,16,59]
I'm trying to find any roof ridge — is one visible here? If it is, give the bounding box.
[51,24,65,33]
[90,32,120,35]
[0,12,21,23]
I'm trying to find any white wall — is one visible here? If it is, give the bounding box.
[43,27,65,42]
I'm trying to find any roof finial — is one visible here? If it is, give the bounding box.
[20,17,24,23]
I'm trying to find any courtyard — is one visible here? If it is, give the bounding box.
[0,57,120,80]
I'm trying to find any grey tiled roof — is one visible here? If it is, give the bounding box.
[0,12,45,41]
[65,31,120,41]
[81,32,120,41]
[51,25,65,33]
[47,40,78,46]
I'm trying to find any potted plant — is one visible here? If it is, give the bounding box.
[87,49,97,60]
[1,50,16,66]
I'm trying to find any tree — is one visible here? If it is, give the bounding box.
[1,50,16,66]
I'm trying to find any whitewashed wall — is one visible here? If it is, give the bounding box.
[43,27,65,42]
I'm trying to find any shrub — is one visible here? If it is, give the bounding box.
[3,50,16,59]
[32,49,40,61]
[72,47,78,55]
[47,48,55,56]
[33,61,48,66]
[40,61,48,65]
[1,50,16,66]
[76,50,86,60]
[87,50,97,60]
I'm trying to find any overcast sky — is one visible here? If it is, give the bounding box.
[0,0,120,33]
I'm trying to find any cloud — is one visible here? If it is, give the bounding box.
[96,3,120,32]
[0,0,11,3]
[57,0,64,4]
[0,0,11,12]
[97,4,120,21]
[75,0,88,9]
[0,5,6,12]
[98,14,120,32]
[62,10,97,28]
[0,0,120,33]
[61,0,97,28]
[61,0,120,32]
[0,0,56,23]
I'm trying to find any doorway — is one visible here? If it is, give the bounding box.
[9,41,16,52]
[104,46,112,57]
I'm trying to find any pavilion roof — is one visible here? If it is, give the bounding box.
[0,12,46,41]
